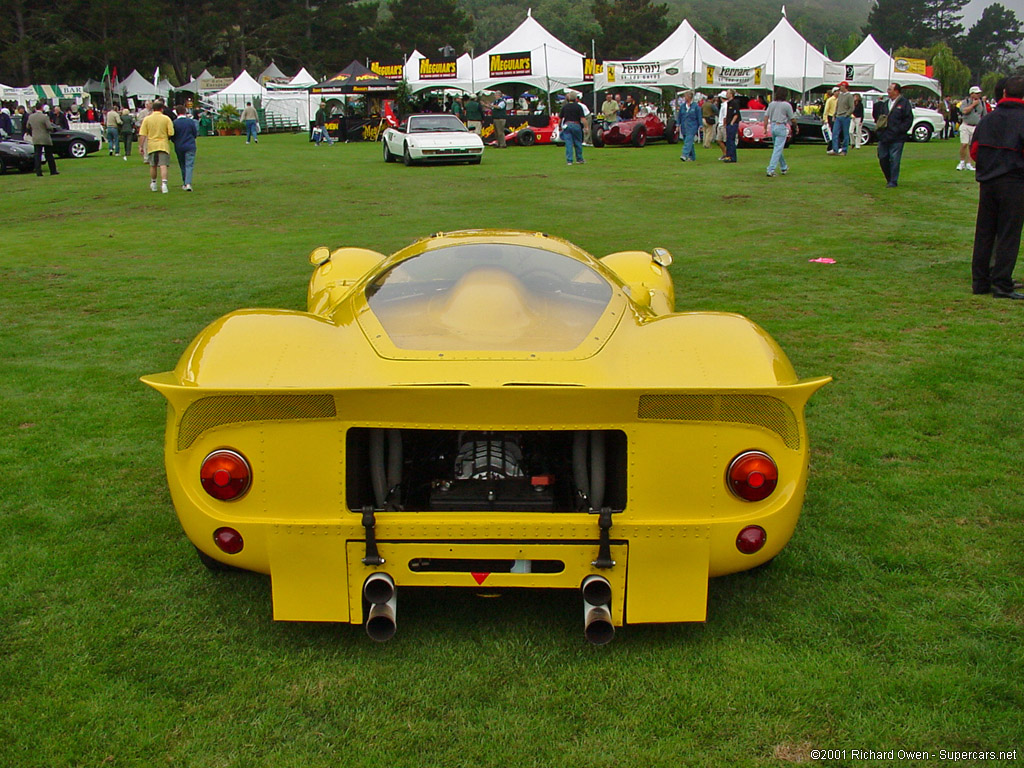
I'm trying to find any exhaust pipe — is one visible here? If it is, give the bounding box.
[364,573,397,642]
[581,575,614,645]
[363,572,395,605]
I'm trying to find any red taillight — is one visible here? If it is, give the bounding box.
[214,527,244,554]
[200,449,251,501]
[727,450,778,501]
[736,525,767,554]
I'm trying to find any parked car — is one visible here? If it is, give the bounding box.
[592,111,679,147]
[859,91,945,144]
[143,229,830,643]
[737,110,792,147]
[50,129,101,158]
[382,113,484,166]
[497,115,561,146]
[0,139,36,174]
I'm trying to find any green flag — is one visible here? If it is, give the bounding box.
[102,65,110,82]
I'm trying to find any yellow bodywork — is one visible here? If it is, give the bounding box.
[143,230,829,630]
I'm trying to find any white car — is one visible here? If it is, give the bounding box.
[859,91,945,143]
[382,114,484,166]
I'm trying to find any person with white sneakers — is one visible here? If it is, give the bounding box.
[958,86,986,171]
[139,99,175,194]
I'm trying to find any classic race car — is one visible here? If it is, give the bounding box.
[382,113,484,166]
[592,112,678,147]
[143,230,829,643]
[497,115,561,147]
[0,139,35,173]
[738,110,792,147]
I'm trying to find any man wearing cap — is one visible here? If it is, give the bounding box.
[958,86,986,171]
[715,91,729,159]
[830,81,854,155]
[969,76,1024,299]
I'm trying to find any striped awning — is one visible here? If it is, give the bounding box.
[31,84,83,100]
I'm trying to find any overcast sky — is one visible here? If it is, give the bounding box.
[961,0,1024,26]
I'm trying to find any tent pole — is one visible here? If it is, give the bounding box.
[692,34,697,90]
[545,44,551,115]
[592,39,598,113]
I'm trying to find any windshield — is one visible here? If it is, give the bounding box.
[407,115,469,133]
[740,110,766,121]
[365,243,613,351]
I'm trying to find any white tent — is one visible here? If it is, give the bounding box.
[118,69,169,100]
[288,68,317,88]
[209,70,267,108]
[406,49,476,94]
[841,35,941,95]
[469,11,587,93]
[177,68,214,93]
[735,16,829,93]
[259,62,288,84]
[641,19,736,88]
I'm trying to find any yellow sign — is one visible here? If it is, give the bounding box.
[894,57,926,75]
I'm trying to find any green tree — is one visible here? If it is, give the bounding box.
[592,0,670,60]
[897,42,969,94]
[959,3,1023,80]
[379,0,473,58]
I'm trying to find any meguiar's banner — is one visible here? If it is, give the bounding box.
[419,58,457,80]
[370,61,404,80]
[489,52,532,78]
[703,63,765,88]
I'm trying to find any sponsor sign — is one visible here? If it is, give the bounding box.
[489,52,531,78]
[894,57,926,75]
[605,61,664,86]
[199,77,233,91]
[371,61,404,80]
[583,57,600,82]
[823,62,876,85]
[419,57,457,80]
[704,63,764,88]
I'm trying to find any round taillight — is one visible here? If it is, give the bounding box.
[200,449,251,501]
[736,525,767,554]
[214,527,244,555]
[727,450,778,501]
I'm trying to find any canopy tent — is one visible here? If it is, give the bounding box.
[312,61,398,94]
[734,16,828,93]
[259,61,288,84]
[638,19,736,88]
[405,50,475,94]
[177,68,215,93]
[209,70,267,108]
[82,78,106,93]
[117,69,169,99]
[468,11,588,93]
[287,67,317,88]
[840,35,941,95]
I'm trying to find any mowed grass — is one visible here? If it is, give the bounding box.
[1,132,1022,768]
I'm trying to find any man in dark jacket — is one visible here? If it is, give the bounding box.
[969,75,1024,300]
[876,83,913,187]
[172,104,199,191]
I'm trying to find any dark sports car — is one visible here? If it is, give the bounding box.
[0,139,35,174]
[51,129,101,158]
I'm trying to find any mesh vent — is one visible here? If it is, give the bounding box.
[638,394,799,450]
[177,394,336,451]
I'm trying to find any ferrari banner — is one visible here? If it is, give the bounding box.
[489,52,532,78]
[598,60,685,88]
[703,63,765,88]
[823,62,875,85]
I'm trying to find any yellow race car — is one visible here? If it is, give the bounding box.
[143,230,829,643]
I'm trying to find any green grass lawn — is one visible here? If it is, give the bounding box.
[1,133,1021,768]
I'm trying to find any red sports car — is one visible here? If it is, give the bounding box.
[495,115,561,147]
[738,110,792,148]
[592,112,678,148]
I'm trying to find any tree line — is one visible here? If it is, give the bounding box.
[1,0,1019,90]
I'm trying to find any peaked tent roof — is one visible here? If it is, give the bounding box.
[469,10,587,92]
[405,50,476,93]
[259,61,288,83]
[117,69,167,99]
[288,67,317,87]
[178,68,215,93]
[735,16,829,92]
[842,35,941,94]
[312,60,398,93]
[642,19,735,69]
[217,70,266,96]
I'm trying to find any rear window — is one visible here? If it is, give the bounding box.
[365,243,613,351]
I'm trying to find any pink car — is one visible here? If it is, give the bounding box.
[738,110,792,147]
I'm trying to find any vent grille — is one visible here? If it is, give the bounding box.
[177,394,336,451]
[638,394,799,450]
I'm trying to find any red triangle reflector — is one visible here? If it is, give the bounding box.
[471,572,490,585]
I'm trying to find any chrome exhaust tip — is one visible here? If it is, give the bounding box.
[363,572,395,605]
[366,597,397,642]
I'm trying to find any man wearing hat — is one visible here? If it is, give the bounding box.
[831,81,854,155]
[958,86,986,171]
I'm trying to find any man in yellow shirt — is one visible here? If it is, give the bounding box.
[823,87,838,153]
[139,99,175,194]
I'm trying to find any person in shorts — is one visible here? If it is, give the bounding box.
[139,99,175,194]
